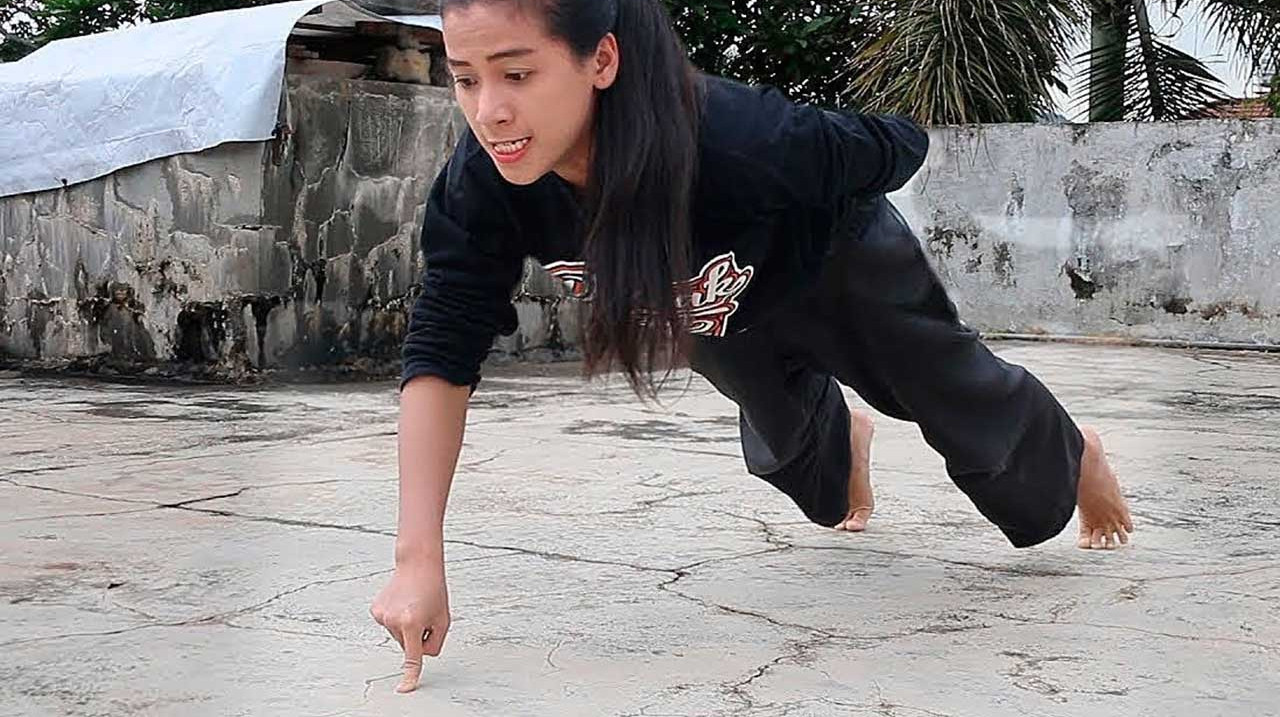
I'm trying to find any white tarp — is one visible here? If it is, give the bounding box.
[388,15,442,30]
[0,0,390,198]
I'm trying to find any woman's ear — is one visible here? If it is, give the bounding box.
[593,32,620,89]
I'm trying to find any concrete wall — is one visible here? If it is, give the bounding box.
[3,83,1277,380]
[893,120,1280,347]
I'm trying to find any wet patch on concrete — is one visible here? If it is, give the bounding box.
[563,417,738,444]
[1160,389,1280,414]
[70,395,281,421]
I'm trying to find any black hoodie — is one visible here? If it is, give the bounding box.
[401,75,929,388]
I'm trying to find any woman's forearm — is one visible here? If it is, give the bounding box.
[394,375,472,565]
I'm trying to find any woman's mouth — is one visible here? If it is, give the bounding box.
[491,137,531,164]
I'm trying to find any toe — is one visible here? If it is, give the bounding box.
[1077,524,1092,549]
[839,508,871,533]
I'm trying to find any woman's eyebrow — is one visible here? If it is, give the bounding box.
[447,47,537,67]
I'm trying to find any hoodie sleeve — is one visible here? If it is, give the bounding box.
[400,141,525,390]
[776,91,930,206]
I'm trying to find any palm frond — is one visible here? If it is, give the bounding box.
[842,0,1084,124]
[1169,0,1280,75]
[1073,22,1231,120]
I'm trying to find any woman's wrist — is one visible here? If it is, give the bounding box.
[394,532,445,567]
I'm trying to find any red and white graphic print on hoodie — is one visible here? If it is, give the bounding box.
[543,251,755,338]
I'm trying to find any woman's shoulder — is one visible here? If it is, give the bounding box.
[695,75,807,211]
[699,75,795,153]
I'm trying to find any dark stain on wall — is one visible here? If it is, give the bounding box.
[992,242,1016,287]
[1161,296,1192,315]
[26,290,53,359]
[1062,162,1128,222]
[1005,176,1025,217]
[1064,265,1098,300]
[174,302,229,364]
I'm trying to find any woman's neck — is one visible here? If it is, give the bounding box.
[553,114,595,190]
[553,145,590,190]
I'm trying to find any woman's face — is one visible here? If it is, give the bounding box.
[443,2,618,187]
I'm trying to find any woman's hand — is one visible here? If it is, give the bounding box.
[370,559,451,693]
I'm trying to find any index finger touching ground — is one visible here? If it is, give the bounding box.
[395,625,426,694]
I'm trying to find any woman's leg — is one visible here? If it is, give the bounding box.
[786,197,1132,549]
[688,330,862,528]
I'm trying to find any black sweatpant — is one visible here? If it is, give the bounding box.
[689,198,1084,548]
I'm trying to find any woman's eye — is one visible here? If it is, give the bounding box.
[453,76,477,89]
[506,71,531,82]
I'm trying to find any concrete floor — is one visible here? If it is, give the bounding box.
[1,342,1278,717]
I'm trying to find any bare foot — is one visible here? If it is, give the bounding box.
[1076,426,1134,549]
[836,408,875,532]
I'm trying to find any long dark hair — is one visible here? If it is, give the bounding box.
[441,0,703,400]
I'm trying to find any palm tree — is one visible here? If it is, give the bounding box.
[846,0,1280,124]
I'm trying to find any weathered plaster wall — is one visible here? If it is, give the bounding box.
[891,120,1280,347]
[0,74,578,378]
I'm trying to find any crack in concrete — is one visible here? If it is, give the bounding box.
[864,681,959,717]
[998,649,1177,701]
[509,487,732,519]
[999,651,1087,702]
[161,489,248,509]
[362,672,400,701]
[0,622,179,649]
[722,511,802,550]
[974,609,1276,652]
[544,637,568,672]
[311,670,403,717]
[657,573,849,642]
[721,637,823,713]
[1218,589,1279,605]
[458,449,507,471]
[164,503,393,536]
[2,462,95,477]
[441,538,673,574]
[0,477,150,506]
[1142,562,1279,583]
[198,568,393,624]
[106,597,160,623]
[2,427,398,481]
[674,547,790,574]
[795,543,1136,583]
[2,568,394,648]
[219,620,350,643]
[1,507,157,524]
[1136,505,1280,529]
[639,488,729,510]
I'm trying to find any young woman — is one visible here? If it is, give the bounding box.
[371,0,1135,693]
